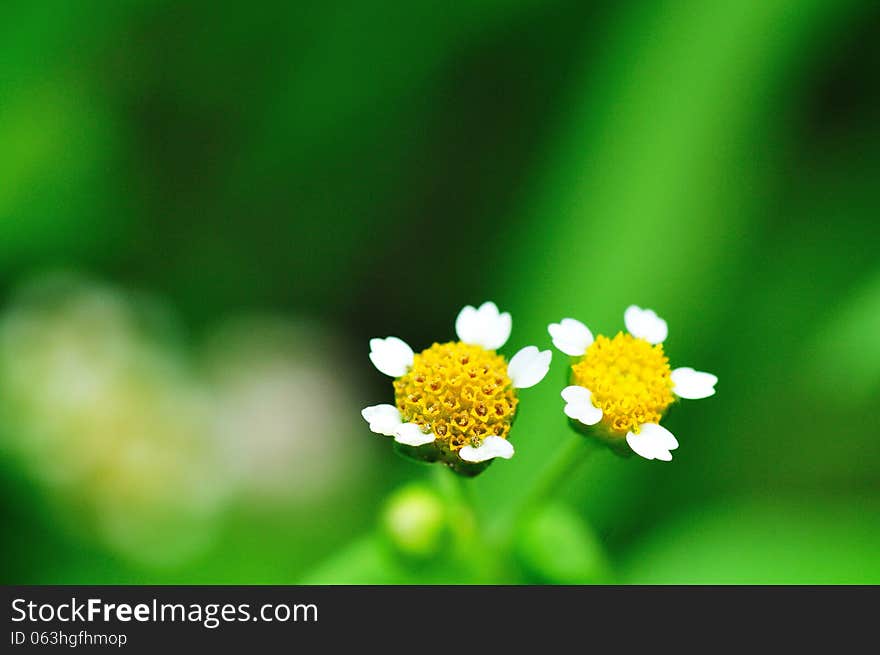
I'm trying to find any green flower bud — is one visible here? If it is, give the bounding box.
[381,484,448,558]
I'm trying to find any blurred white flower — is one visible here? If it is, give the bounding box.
[0,276,227,566]
[203,316,368,503]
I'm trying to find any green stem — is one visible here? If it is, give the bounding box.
[524,436,592,514]
[432,466,478,542]
[432,466,470,511]
[491,435,594,543]
[432,466,503,581]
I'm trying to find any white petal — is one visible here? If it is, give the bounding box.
[458,435,514,462]
[626,423,679,462]
[455,301,512,350]
[369,336,414,377]
[560,385,603,426]
[671,367,718,400]
[454,305,481,345]
[476,302,512,350]
[548,318,594,357]
[623,305,668,344]
[394,422,436,447]
[361,404,403,436]
[507,346,552,389]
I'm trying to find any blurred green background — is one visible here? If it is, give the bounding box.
[1,0,878,584]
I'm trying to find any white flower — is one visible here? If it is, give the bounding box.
[549,306,717,462]
[363,301,551,469]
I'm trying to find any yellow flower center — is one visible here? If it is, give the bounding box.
[571,332,674,435]
[394,342,517,452]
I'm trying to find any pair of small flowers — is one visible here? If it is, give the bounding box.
[362,302,716,473]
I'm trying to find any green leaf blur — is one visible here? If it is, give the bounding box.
[1,0,878,584]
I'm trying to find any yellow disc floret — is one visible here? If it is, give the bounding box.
[571,332,674,435]
[394,342,517,453]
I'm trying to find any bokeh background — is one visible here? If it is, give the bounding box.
[1,0,879,584]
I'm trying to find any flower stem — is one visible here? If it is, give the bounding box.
[492,435,594,543]
[432,466,470,509]
[432,466,481,545]
[432,466,501,580]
